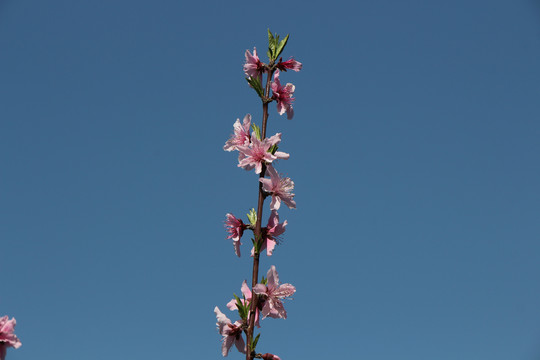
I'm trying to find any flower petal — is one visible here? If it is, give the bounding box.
[270,195,281,210]
[252,284,267,295]
[274,151,289,160]
[274,283,296,298]
[233,239,241,257]
[214,306,231,334]
[267,265,279,288]
[266,239,276,256]
[259,177,273,192]
[241,280,252,299]
[235,335,246,354]
[222,334,235,356]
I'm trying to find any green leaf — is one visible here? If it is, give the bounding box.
[239,306,247,321]
[252,333,261,350]
[246,76,264,98]
[276,34,289,59]
[268,144,278,155]
[268,29,274,45]
[232,294,247,320]
[268,29,276,60]
[251,123,262,141]
[261,276,267,285]
[234,293,242,306]
[247,208,257,225]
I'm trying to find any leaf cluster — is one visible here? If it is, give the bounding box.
[233,293,250,321]
[267,29,289,62]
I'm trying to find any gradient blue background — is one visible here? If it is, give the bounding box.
[1,1,539,359]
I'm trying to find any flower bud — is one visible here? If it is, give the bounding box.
[261,353,281,360]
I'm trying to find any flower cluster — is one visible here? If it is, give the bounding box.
[216,30,301,359]
[244,48,263,82]
[271,71,295,120]
[215,307,246,357]
[0,316,21,360]
[253,266,296,319]
[215,266,295,357]
[236,133,289,175]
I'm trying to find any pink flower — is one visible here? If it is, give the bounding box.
[237,133,289,174]
[261,354,282,360]
[214,307,246,357]
[244,48,263,80]
[226,280,261,328]
[271,71,295,120]
[225,214,246,257]
[277,57,302,72]
[260,164,296,210]
[224,114,251,152]
[252,210,287,257]
[253,266,296,319]
[0,316,21,360]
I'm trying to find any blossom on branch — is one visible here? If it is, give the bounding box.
[253,266,296,319]
[277,57,302,72]
[225,213,245,257]
[0,316,21,360]
[244,48,263,80]
[224,114,251,152]
[237,133,289,174]
[260,164,296,210]
[271,71,295,120]
[214,307,246,357]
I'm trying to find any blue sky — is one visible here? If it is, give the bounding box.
[1,0,539,359]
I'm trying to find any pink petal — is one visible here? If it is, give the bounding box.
[267,133,282,146]
[266,239,276,256]
[267,210,279,228]
[226,298,238,311]
[260,300,272,318]
[270,195,281,210]
[259,177,273,191]
[267,265,279,287]
[286,106,294,120]
[274,151,289,160]
[282,197,296,209]
[255,162,263,174]
[270,298,287,319]
[235,335,246,354]
[253,284,267,295]
[242,114,251,132]
[273,70,281,85]
[276,101,285,115]
[222,335,235,356]
[241,280,252,299]
[214,306,231,334]
[266,164,279,183]
[233,239,241,257]
[274,283,296,298]
[232,118,243,133]
[272,220,287,237]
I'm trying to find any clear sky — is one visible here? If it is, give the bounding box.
[1,1,539,359]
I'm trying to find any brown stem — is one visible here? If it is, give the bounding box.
[245,64,275,360]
